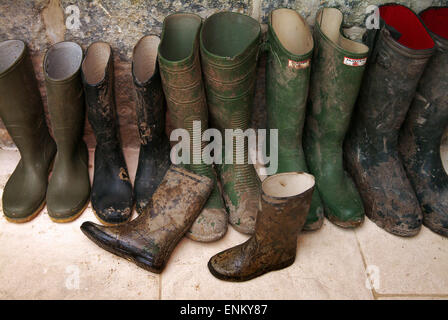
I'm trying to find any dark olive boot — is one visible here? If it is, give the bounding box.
[44,41,91,223]
[266,8,323,231]
[345,4,435,236]
[303,8,368,228]
[81,166,213,273]
[81,42,133,225]
[200,12,262,234]
[398,7,448,237]
[208,171,315,282]
[158,13,228,242]
[0,40,56,223]
[132,35,171,215]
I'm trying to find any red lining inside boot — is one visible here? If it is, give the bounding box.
[380,5,434,50]
[420,8,448,40]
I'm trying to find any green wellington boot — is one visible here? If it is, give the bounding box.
[44,41,91,223]
[398,7,448,237]
[158,13,227,242]
[200,12,261,234]
[0,40,56,223]
[303,8,368,228]
[265,8,323,231]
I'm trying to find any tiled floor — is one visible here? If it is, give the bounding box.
[0,148,447,300]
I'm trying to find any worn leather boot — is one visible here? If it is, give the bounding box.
[81,166,213,273]
[266,8,323,231]
[345,4,435,236]
[0,40,56,223]
[44,41,91,223]
[158,13,228,242]
[81,42,133,225]
[200,12,261,234]
[208,171,315,282]
[303,8,368,228]
[132,35,171,215]
[398,7,448,237]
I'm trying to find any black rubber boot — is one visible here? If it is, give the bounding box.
[132,35,171,215]
[81,42,133,225]
[345,4,435,236]
[398,7,448,237]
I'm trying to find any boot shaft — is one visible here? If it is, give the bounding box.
[266,8,313,158]
[44,41,85,158]
[0,40,53,164]
[353,4,435,151]
[308,8,369,146]
[81,41,121,149]
[158,13,208,130]
[200,11,260,132]
[257,172,314,244]
[132,35,167,145]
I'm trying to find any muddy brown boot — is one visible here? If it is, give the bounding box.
[345,4,435,236]
[81,42,133,226]
[132,35,171,215]
[0,40,56,223]
[81,166,213,273]
[200,12,262,235]
[158,13,228,242]
[208,172,315,282]
[398,7,448,237]
[44,41,91,223]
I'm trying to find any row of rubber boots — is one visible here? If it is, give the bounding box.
[267,4,448,238]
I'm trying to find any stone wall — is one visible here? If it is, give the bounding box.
[0,0,447,148]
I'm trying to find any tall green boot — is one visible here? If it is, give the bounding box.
[200,12,261,235]
[44,41,90,223]
[0,40,56,223]
[158,13,227,242]
[266,8,323,231]
[303,8,368,228]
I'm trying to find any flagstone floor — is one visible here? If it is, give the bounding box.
[0,147,447,300]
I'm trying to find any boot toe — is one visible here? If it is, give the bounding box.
[94,206,132,225]
[325,205,364,228]
[47,197,89,222]
[186,208,228,242]
[208,249,243,281]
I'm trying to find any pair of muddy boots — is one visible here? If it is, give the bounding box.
[345,4,448,237]
[266,8,369,229]
[0,40,90,223]
[157,12,262,241]
[81,36,171,225]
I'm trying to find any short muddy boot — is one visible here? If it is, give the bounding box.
[200,12,262,234]
[266,8,323,231]
[81,166,213,273]
[304,8,368,228]
[158,13,228,242]
[81,42,133,225]
[397,7,448,237]
[345,4,435,236]
[0,40,56,223]
[132,35,171,215]
[208,172,315,282]
[44,41,91,223]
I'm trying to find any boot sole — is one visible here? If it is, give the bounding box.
[326,212,364,229]
[367,215,421,237]
[49,200,89,223]
[423,220,448,238]
[92,205,133,227]
[3,200,46,224]
[208,257,295,282]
